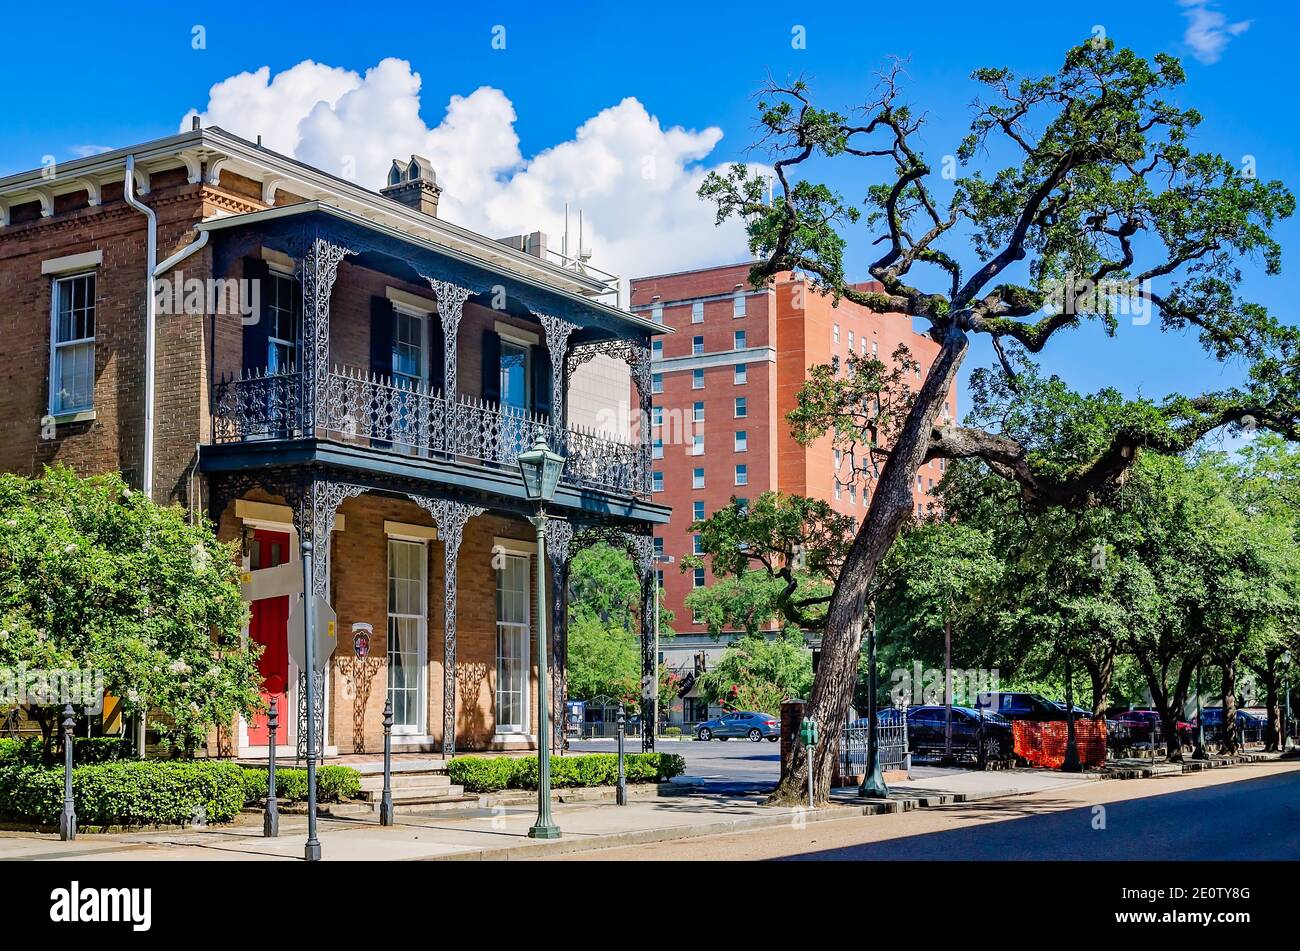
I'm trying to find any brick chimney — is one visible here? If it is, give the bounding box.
[381,155,441,217]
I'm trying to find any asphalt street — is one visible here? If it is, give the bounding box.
[568,736,780,791]
[547,761,1300,861]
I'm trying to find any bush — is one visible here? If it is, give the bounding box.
[0,760,247,826]
[238,764,361,805]
[448,753,685,793]
[0,736,131,766]
[663,726,682,737]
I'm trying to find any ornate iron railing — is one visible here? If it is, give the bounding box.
[213,366,649,498]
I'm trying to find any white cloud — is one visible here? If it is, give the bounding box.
[182,58,755,281]
[70,145,114,158]
[1179,0,1251,65]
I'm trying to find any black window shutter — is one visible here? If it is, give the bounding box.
[481,330,501,403]
[430,314,446,395]
[369,296,394,379]
[532,343,552,419]
[241,257,271,374]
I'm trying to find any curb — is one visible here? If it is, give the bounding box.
[419,788,1012,861]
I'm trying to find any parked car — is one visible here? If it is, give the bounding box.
[976,691,1083,722]
[1195,707,1267,729]
[1111,709,1194,747]
[854,705,1013,767]
[695,711,780,742]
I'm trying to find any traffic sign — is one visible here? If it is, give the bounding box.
[287,593,338,673]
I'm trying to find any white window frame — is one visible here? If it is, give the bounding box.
[735,464,748,486]
[733,293,746,318]
[734,430,748,452]
[386,536,428,736]
[733,330,746,350]
[48,271,97,416]
[494,549,533,736]
[734,363,747,385]
[692,467,705,489]
[691,301,704,323]
[734,397,748,418]
[692,369,704,390]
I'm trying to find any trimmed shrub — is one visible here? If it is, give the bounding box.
[448,753,685,793]
[238,765,361,805]
[0,736,131,766]
[663,726,682,737]
[0,760,247,826]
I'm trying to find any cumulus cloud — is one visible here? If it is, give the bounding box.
[1179,0,1251,65]
[182,58,756,281]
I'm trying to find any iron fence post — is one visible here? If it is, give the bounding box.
[381,698,394,826]
[616,703,627,806]
[264,697,279,837]
[58,704,76,841]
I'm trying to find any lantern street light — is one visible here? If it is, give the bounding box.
[518,429,566,840]
[1283,651,1292,751]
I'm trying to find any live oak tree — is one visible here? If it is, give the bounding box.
[700,40,1298,801]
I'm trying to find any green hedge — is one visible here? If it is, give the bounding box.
[0,760,247,826]
[0,736,132,766]
[448,753,685,793]
[238,765,361,805]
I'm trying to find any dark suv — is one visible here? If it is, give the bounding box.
[974,691,1068,721]
[864,705,1013,767]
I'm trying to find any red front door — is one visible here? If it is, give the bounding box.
[247,529,291,746]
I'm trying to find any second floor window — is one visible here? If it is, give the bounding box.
[392,307,429,390]
[266,271,300,374]
[50,273,96,414]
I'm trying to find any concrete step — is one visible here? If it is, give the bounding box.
[358,783,465,803]
[357,771,451,792]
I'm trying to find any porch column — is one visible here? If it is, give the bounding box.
[290,478,364,762]
[298,235,354,435]
[428,280,472,399]
[628,531,657,753]
[546,517,575,748]
[409,496,484,756]
[538,314,579,425]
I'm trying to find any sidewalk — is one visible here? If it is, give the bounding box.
[0,766,1104,862]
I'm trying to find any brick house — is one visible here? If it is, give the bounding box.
[630,263,957,724]
[0,125,669,758]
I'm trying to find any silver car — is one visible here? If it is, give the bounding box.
[696,711,780,742]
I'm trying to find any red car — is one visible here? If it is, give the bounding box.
[1111,709,1194,747]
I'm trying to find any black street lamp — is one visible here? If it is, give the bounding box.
[616,703,628,806]
[518,429,565,840]
[859,614,888,798]
[1062,654,1081,773]
[1193,664,1207,760]
[1282,651,1292,751]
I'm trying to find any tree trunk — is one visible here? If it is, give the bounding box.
[770,324,968,804]
[1220,659,1238,755]
[1084,648,1114,718]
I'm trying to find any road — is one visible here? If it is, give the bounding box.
[542,760,1300,860]
[568,737,780,792]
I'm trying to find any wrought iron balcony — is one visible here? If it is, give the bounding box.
[212,366,649,499]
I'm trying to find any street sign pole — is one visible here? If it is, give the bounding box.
[301,541,321,863]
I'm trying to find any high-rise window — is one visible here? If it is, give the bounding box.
[733,330,746,350]
[692,369,704,389]
[733,293,746,318]
[652,340,663,361]
[651,303,664,324]
[833,323,840,345]
[693,568,706,587]
[693,401,705,422]
[691,433,704,456]
[693,535,704,555]
[734,363,747,384]
[652,437,664,459]
[652,471,664,492]
[734,430,747,452]
[735,464,748,486]
[652,373,663,394]
[693,501,705,521]
[734,396,748,418]
[691,301,704,323]
[693,335,704,355]
[692,467,705,489]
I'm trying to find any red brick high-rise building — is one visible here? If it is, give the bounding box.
[629,262,957,721]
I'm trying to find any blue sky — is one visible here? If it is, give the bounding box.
[2,1,1293,419]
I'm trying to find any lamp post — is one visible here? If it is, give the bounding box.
[1193,664,1207,760]
[1282,651,1292,751]
[380,698,394,826]
[1062,654,1081,772]
[264,697,279,837]
[518,429,565,840]
[859,613,888,798]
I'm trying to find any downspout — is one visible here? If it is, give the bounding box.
[122,156,157,501]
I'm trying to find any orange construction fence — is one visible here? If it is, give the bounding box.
[1012,719,1107,769]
